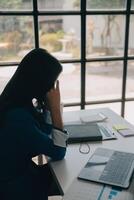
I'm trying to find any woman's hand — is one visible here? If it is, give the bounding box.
[46,80,63,130]
[46,80,61,112]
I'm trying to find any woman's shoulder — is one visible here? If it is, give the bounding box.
[6,107,34,122]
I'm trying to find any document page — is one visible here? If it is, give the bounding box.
[100,177,134,200]
[63,177,134,200]
[63,179,103,200]
[80,113,107,123]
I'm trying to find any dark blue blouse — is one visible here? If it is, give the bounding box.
[0,107,66,200]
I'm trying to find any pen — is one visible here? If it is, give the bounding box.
[86,161,108,167]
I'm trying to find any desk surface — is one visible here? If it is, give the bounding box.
[50,107,134,196]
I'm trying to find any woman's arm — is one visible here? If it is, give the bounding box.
[45,80,69,147]
[7,108,68,161]
[46,80,63,130]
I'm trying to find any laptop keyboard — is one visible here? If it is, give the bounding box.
[99,151,134,185]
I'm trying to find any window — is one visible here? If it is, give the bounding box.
[0,0,134,118]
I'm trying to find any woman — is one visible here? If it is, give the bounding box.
[0,48,68,200]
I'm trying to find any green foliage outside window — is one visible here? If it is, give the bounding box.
[0,0,22,9]
[40,31,64,52]
[73,0,127,9]
[87,0,126,9]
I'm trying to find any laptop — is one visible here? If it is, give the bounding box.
[78,147,134,188]
[64,123,116,144]
[65,123,102,143]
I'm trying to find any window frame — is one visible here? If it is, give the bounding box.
[0,0,134,117]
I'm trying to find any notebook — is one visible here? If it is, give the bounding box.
[78,147,134,188]
[80,112,108,123]
[64,123,102,143]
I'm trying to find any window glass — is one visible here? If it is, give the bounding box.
[126,60,134,98]
[0,66,17,94]
[0,0,32,10]
[38,0,80,11]
[39,16,80,60]
[131,0,134,9]
[86,61,123,101]
[128,15,134,56]
[59,63,80,104]
[87,0,126,10]
[125,102,134,124]
[86,15,125,58]
[86,103,121,115]
[0,16,34,62]
[64,106,80,112]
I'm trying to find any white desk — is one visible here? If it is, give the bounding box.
[50,108,134,198]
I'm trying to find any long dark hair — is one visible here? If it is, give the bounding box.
[0,48,62,125]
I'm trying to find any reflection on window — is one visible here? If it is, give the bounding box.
[39,16,80,60]
[86,15,125,58]
[0,16,34,62]
[86,61,123,101]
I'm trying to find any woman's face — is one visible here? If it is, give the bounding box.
[42,76,59,98]
[35,68,61,100]
[46,79,59,94]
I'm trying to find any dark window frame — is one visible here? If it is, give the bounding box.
[0,0,134,117]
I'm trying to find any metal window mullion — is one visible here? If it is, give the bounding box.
[80,0,86,110]
[64,97,134,108]
[121,0,131,117]
[0,10,129,16]
[128,56,134,60]
[1,55,133,66]
[39,10,126,15]
[33,0,39,48]
[38,11,81,15]
[126,97,134,102]
[64,98,123,107]
[86,10,126,15]
[86,56,124,62]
